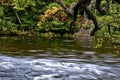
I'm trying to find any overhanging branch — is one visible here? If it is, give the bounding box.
[55,0,73,16]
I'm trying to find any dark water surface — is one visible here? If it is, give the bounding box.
[0,36,120,80]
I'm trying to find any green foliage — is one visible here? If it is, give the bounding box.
[96,2,120,37]
[37,3,79,36]
[0,0,47,34]
[0,0,120,37]
[62,0,78,7]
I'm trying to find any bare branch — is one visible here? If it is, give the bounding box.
[55,0,72,16]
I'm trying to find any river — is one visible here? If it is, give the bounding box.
[0,36,120,80]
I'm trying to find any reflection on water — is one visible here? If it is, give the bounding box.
[0,36,120,80]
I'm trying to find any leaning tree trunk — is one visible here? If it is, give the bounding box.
[70,0,100,36]
[55,0,119,36]
[84,7,100,36]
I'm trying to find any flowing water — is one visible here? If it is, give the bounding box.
[0,36,120,80]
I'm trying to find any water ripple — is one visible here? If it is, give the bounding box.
[0,56,120,80]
